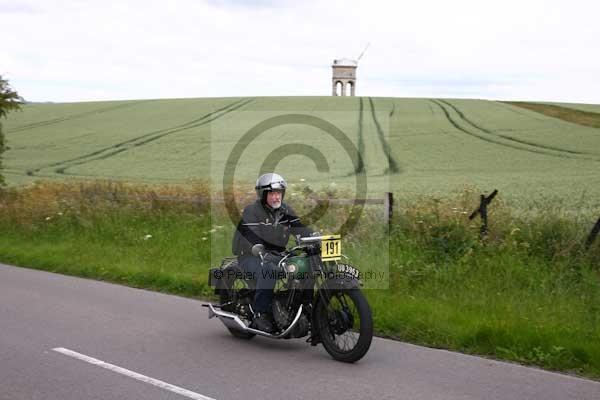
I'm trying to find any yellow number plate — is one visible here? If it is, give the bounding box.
[321,235,342,261]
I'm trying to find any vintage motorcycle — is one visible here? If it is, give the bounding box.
[205,234,373,363]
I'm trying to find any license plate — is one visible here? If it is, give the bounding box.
[321,235,341,261]
[337,264,360,279]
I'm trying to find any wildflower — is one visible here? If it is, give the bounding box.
[57,212,63,216]
[300,178,306,182]
[209,228,217,233]
[143,234,152,240]
[45,216,52,221]
[201,237,208,241]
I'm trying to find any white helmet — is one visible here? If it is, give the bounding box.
[255,173,287,205]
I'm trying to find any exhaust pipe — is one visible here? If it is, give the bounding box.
[206,303,304,338]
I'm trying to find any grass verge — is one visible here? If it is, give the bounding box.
[0,181,599,379]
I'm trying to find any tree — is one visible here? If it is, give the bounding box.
[0,76,24,187]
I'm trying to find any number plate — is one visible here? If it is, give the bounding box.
[321,235,341,261]
[337,264,360,279]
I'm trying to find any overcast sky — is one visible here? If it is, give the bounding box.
[1,0,599,103]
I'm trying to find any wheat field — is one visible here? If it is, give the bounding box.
[4,96,600,210]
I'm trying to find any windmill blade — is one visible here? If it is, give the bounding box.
[357,43,370,61]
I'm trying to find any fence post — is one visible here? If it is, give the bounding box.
[468,189,498,239]
[384,192,393,226]
[586,217,600,250]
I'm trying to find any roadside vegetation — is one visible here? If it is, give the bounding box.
[0,75,24,187]
[1,181,598,378]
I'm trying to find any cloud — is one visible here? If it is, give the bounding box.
[1,0,599,103]
[0,1,38,14]
[205,0,287,8]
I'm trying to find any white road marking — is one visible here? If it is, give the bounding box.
[52,347,215,400]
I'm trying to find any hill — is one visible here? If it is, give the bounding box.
[3,96,600,210]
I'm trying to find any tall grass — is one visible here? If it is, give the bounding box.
[376,192,600,376]
[0,181,213,296]
[0,181,599,378]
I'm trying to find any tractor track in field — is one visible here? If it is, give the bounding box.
[438,100,595,157]
[6,166,207,184]
[54,98,253,174]
[368,97,400,174]
[6,101,149,134]
[355,98,366,174]
[29,98,253,176]
[430,100,599,161]
[427,102,435,116]
[57,143,211,181]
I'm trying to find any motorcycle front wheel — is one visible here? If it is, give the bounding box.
[315,289,373,363]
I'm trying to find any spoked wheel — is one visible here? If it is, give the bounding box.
[220,264,256,340]
[315,289,373,363]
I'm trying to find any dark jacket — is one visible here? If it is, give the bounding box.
[232,200,313,256]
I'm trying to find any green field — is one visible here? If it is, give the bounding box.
[3,97,600,211]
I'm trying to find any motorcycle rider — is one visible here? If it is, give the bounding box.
[232,173,313,333]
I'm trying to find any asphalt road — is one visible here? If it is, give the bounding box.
[1,263,599,400]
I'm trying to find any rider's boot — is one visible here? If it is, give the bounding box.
[251,312,275,333]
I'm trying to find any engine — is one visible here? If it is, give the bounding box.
[272,296,309,338]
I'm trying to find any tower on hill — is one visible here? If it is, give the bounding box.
[331,59,357,96]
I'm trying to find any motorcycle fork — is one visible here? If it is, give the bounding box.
[285,288,296,309]
[309,257,336,346]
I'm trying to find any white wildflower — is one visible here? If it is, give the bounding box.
[201,237,208,241]
[45,216,52,221]
[143,234,152,240]
[300,178,306,182]
[209,228,217,233]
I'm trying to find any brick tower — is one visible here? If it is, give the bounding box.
[331,59,357,96]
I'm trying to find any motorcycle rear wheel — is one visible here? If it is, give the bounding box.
[315,289,373,363]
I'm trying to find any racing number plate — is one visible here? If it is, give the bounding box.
[321,235,341,261]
